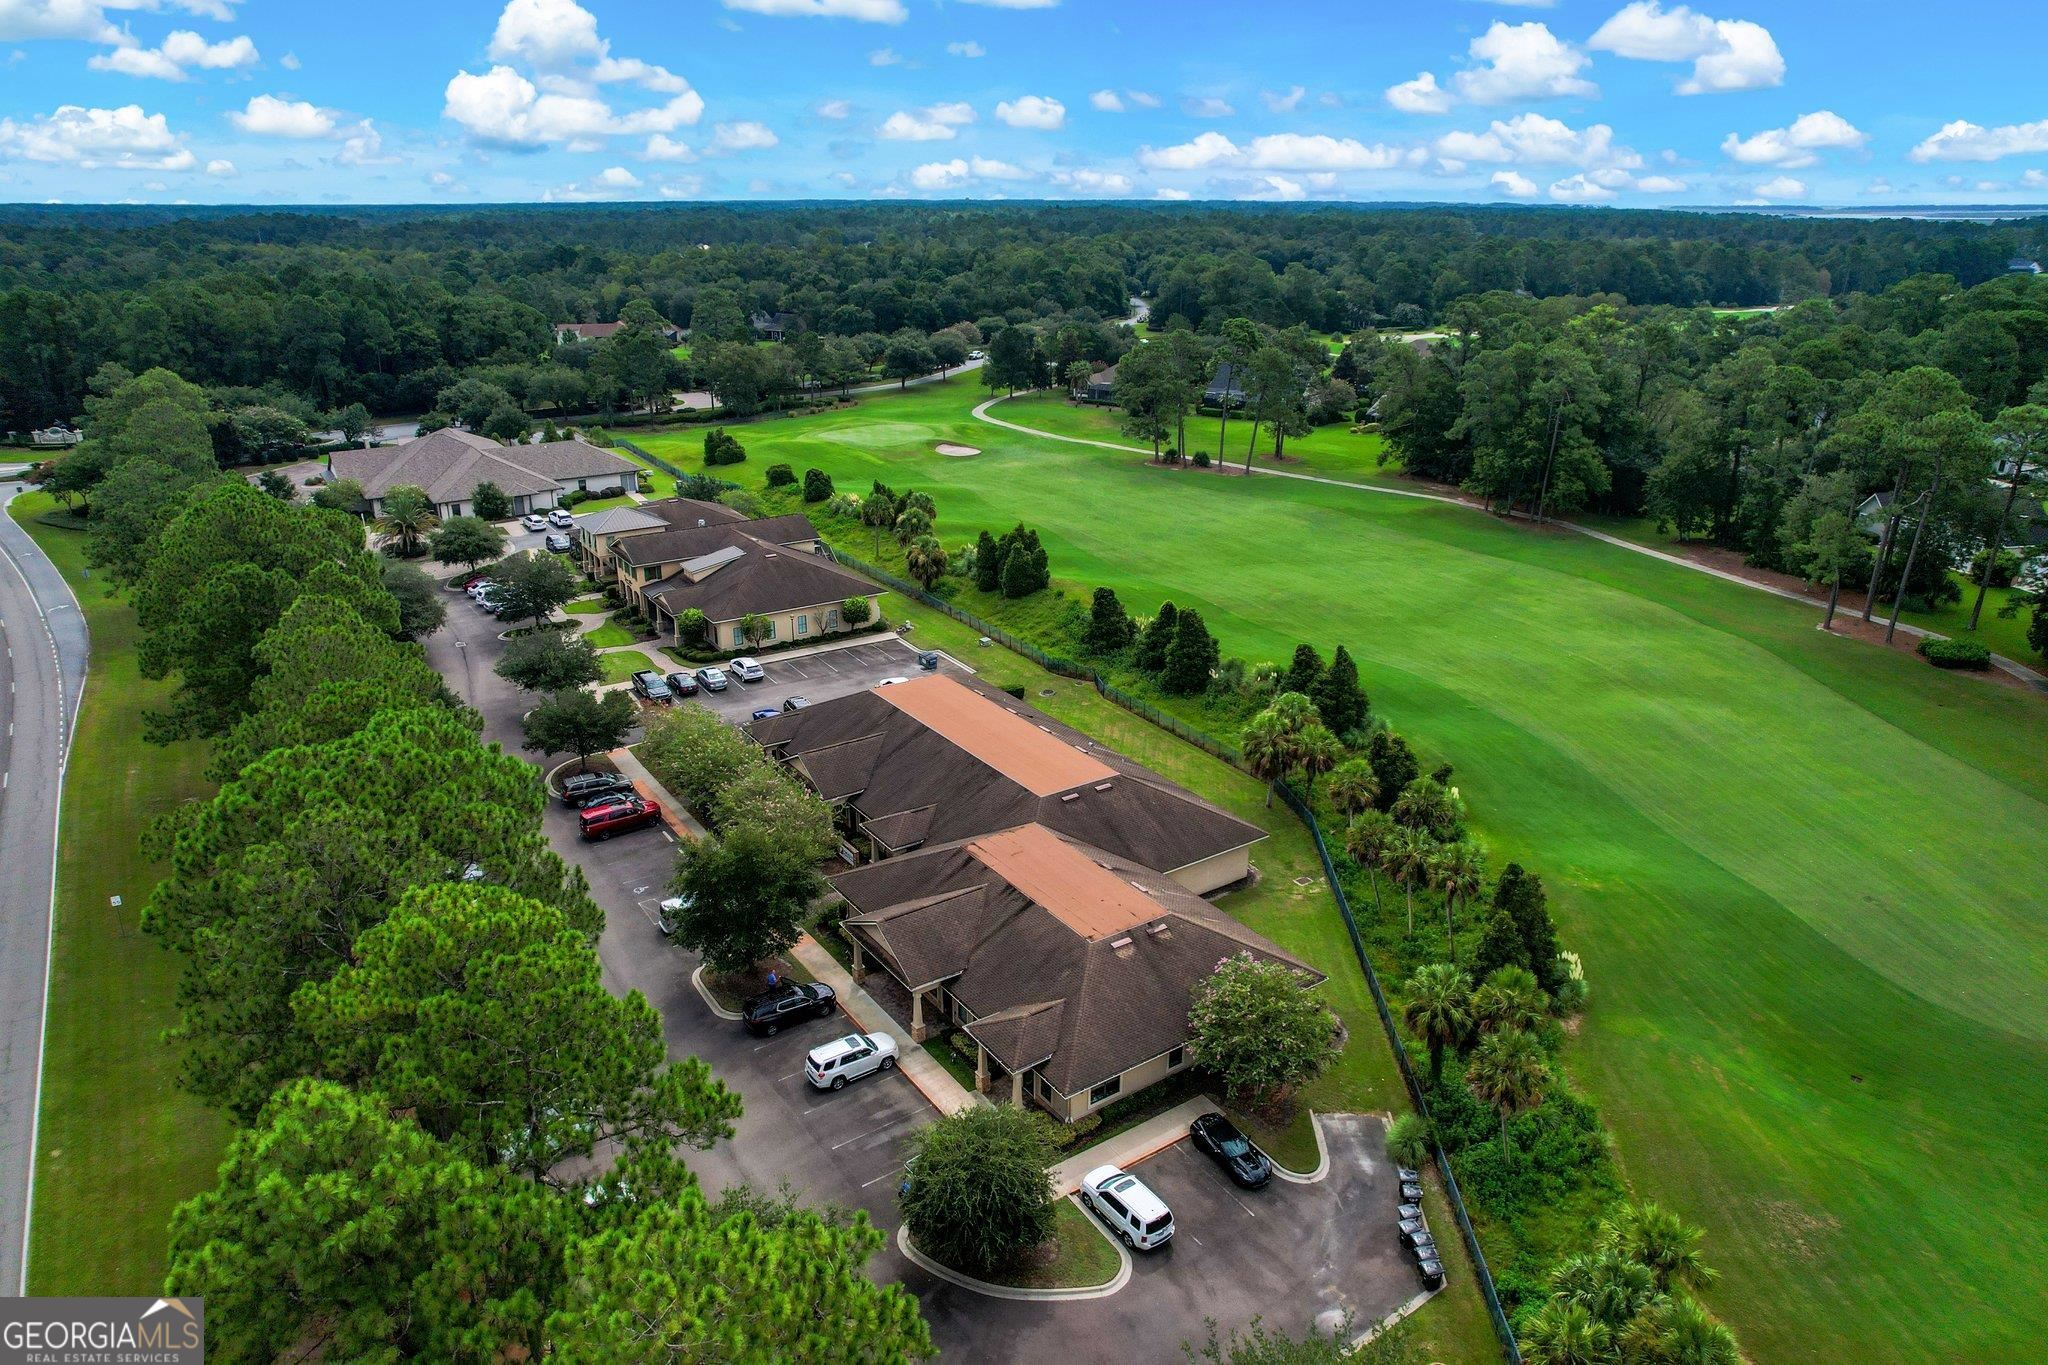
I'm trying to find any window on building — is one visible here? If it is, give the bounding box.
[796,614,808,636]
[1167,1046,1185,1069]
[762,619,777,641]
[826,607,840,628]
[1089,1075,1121,1106]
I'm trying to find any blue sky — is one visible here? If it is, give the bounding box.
[3,0,2047,207]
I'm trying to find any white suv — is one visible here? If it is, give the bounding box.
[804,1032,899,1090]
[1081,1164,1175,1251]
[729,656,765,683]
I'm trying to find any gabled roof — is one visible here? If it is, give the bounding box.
[641,533,877,623]
[574,505,667,536]
[614,512,820,569]
[748,674,1264,873]
[834,825,1320,1093]
[556,321,624,340]
[1205,362,1246,400]
[331,430,638,505]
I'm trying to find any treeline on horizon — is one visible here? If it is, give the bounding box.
[3,202,2041,430]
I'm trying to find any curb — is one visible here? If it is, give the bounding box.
[1350,1287,1442,1350]
[689,965,742,1021]
[1268,1111,1331,1185]
[895,1197,1131,1302]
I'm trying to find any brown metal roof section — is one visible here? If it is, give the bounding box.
[874,675,1116,798]
[967,824,1164,942]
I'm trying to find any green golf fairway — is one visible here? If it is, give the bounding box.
[642,380,2048,1361]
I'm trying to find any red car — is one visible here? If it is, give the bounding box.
[578,794,662,841]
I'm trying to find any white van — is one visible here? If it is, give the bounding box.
[804,1032,899,1090]
[1081,1164,1175,1251]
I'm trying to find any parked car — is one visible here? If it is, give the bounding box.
[656,893,690,937]
[804,1032,898,1090]
[632,670,674,703]
[477,590,506,615]
[781,695,810,712]
[544,532,572,553]
[1080,1165,1175,1251]
[665,670,699,696]
[698,666,729,692]
[743,981,838,1036]
[578,794,661,841]
[461,573,490,592]
[729,656,765,683]
[968,349,986,361]
[916,651,939,671]
[559,772,635,808]
[1189,1111,1272,1189]
[521,513,547,531]
[751,707,780,721]
[547,508,575,528]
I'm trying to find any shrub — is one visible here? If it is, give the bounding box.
[802,468,834,502]
[764,463,796,488]
[1193,451,1212,468]
[703,428,746,466]
[1918,636,1991,670]
[1386,1113,1429,1168]
[559,489,591,508]
[900,1106,1060,1274]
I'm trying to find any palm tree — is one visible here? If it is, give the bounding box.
[905,535,948,588]
[1602,1201,1716,1294]
[1427,840,1487,959]
[1519,1298,1613,1365]
[1471,965,1545,1036]
[373,484,438,557]
[1240,710,1300,809]
[1401,963,1471,1088]
[1294,722,1341,802]
[1341,809,1396,917]
[1325,758,1380,818]
[1620,1295,1739,1365]
[1550,1251,1661,1330]
[1384,827,1437,935]
[893,504,932,546]
[1464,1026,1546,1157]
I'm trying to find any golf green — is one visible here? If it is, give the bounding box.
[641,380,2048,1361]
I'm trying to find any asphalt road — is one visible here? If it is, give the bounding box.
[0,480,89,1294]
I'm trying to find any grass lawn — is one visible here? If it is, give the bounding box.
[9,493,229,1295]
[978,1199,1122,1291]
[987,392,1400,484]
[632,380,2048,1362]
[561,595,610,615]
[568,493,636,514]
[580,620,639,649]
[595,652,647,685]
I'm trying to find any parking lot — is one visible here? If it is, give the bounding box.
[684,636,967,722]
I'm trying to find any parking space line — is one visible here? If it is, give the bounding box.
[860,1165,906,1189]
[831,1116,915,1151]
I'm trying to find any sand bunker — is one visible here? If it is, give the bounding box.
[936,443,981,457]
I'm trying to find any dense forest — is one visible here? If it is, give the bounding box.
[3,202,2042,429]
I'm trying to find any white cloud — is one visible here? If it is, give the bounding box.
[204,156,234,175]
[720,0,907,21]
[1588,2,1784,95]
[1453,22,1594,104]
[1090,89,1122,112]
[1126,90,1161,109]
[969,155,1030,179]
[1257,175,1305,200]
[1242,132,1412,171]
[0,102,195,170]
[596,165,638,186]
[1261,85,1306,114]
[279,51,299,70]
[2025,169,2048,188]
[1434,113,1639,169]
[910,158,969,190]
[446,0,703,147]
[1182,95,1235,119]
[1863,176,1894,195]
[1052,167,1132,195]
[228,94,335,138]
[334,120,397,166]
[994,94,1063,130]
[90,29,258,80]
[816,98,850,118]
[947,40,983,57]
[1154,186,1190,200]
[1721,110,1864,168]
[0,0,120,42]
[1752,174,1807,199]
[545,164,648,200]
[868,46,901,65]
[644,133,695,159]
[1491,170,1539,197]
[1909,118,2048,163]
[1386,72,1452,116]
[1634,174,1687,192]
[955,0,1056,7]
[1548,174,1616,203]
[1138,130,1239,171]
[709,119,777,151]
[878,101,974,140]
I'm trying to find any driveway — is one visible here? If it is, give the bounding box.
[686,636,962,722]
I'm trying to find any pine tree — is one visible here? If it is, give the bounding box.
[1161,609,1220,694]
[1473,906,1532,981]
[1366,730,1420,810]
[1280,643,1325,698]
[1135,601,1179,672]
[1000,544,1035,598]
[1082,586,1136,654]
[1312,645,1370,737]
[973,529,1002,592]
[1495,863,1564,995]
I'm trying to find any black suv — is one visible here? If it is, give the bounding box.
[742,981,838,1036]
[559,772,635,808]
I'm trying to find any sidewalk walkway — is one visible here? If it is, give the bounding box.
[1050,1096,1212,1195]
[790,934,985,1118]
[606,746,707,839]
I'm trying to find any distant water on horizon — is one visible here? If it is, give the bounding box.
[1725,204,2048,223]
